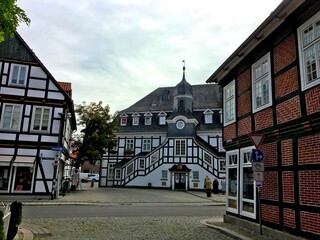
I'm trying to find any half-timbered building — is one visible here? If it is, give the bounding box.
[206,0,320,238]
[101,66,226,190]
[0,32,76,199]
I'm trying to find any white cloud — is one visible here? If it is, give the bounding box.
[17,0,282,112]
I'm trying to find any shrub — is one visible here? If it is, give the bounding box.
[7,201,22,240]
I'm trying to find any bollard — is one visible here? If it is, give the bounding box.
[91,180,94,188]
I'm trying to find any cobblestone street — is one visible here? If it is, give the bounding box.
[22,216,235,240]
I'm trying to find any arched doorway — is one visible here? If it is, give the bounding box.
[169,164,191,191]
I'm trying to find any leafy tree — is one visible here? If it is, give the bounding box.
[74,101,118,167]
[0,0,31,42]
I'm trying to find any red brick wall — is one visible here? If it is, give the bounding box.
[298,133,320,164]
[261,171,278,201]
[299,170,320,206]
[260,142,277,167]
[237,91,251,117]
[276,96,301,124]
[273,34,296,73]
[283,208,296,229]
[305,86,320,114]
[301,211,320,234]
[223,123,236,141]
[261,204,279,224]
[254,108,273,131]
[237,69,251,95]
[281,139,293,166]
[282,171,294,203]
[274,67,299,99]
[237,117,251,137]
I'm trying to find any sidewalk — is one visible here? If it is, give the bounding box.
[4,184,305,240]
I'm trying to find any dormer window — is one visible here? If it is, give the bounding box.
[144,112,153,125]
[158,111,167,125]
[132,112,140,126]
[204,109,213,124]
[120,113,128,126]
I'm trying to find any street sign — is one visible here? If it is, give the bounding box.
[51,146,63,151]
[248,134,265,149]
[252,162,264,172]
[254,171,264,182]
[252,149,264,162]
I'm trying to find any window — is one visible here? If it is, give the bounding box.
[226,150,238,214]
[32,107,51,131]
[204,109,213,124]
[115,169,121,180]
[219,159,226,171]
[142,139,151,152]
[175,139,186,156]
[14,166,33,191]
[178,100,184,112]
[193,171,199,180]
[120,113,127,126]
[298,12,320,90]
[150,152,158,164]
[240,147,255,218]
[132,112,140,126]
[161,170,168,179]
[9,64,28,86]
[108,163,114,179]
[1,104,21,130]
[139,158,145,169]
[158,111,167,125]
[0,166,10,190]
[144,112,153,125]
[223,81,235,126]
[126,139,134,150]
[203,152,212,165]
[252,53,272,113]
[126,163,134,175]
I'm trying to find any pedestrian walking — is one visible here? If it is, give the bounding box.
[204,175,212,197]
[213,178,219,194]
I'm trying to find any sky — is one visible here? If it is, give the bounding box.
[17,0,283,114]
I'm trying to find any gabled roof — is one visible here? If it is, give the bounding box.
[206,0,304,84]
[120,83,221,113]
[58,81,72,97]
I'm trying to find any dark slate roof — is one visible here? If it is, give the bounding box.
[120,83,221,113]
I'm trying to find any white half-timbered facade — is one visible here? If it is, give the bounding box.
[101,66,225,190]
[0,33,76,199]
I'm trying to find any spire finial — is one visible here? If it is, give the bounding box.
[182,60,186,81]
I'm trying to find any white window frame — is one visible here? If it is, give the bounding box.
[114,169,121,180]
[125,139,134,150]
[120,113,127,126]
[31,106,51,132]
[0,104,22,131]
[240,146,256,219]
[9,64,28,86]
[204,109,213,124]
[145,116,152,125]
[203,151,212,165]
[219,159,226,172]
[150,152,159,164]
[108,163,115,179]
[161,170,168,179]
[138,158,145,169]
[175,139,186,156]
[226,149,239,214]
[223,80,235,126]
[252,52,272,113]
[132,112,140,126]
[142,139,151,152]
[298,11,320,91]
[193,171,199,181]
[158,111,167,125]
[126,162,134,175]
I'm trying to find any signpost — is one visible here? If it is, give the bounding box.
[249,133,265,235]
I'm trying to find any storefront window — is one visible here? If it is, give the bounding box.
[14,167,33,191]
[243,167,254,199]
[228,168,237,197]
[0,167,10,190]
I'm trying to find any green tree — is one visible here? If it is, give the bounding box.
[74,101,118,167]
[0,0,30,42]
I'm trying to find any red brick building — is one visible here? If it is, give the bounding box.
[207,1,320,238]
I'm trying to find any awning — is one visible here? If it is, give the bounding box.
[13,156,36,167]
[0,155,13,166]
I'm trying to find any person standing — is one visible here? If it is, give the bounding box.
[204,176,212,197]
[213,178,219,194]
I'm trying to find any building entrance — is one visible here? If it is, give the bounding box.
[174,173,186,190]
